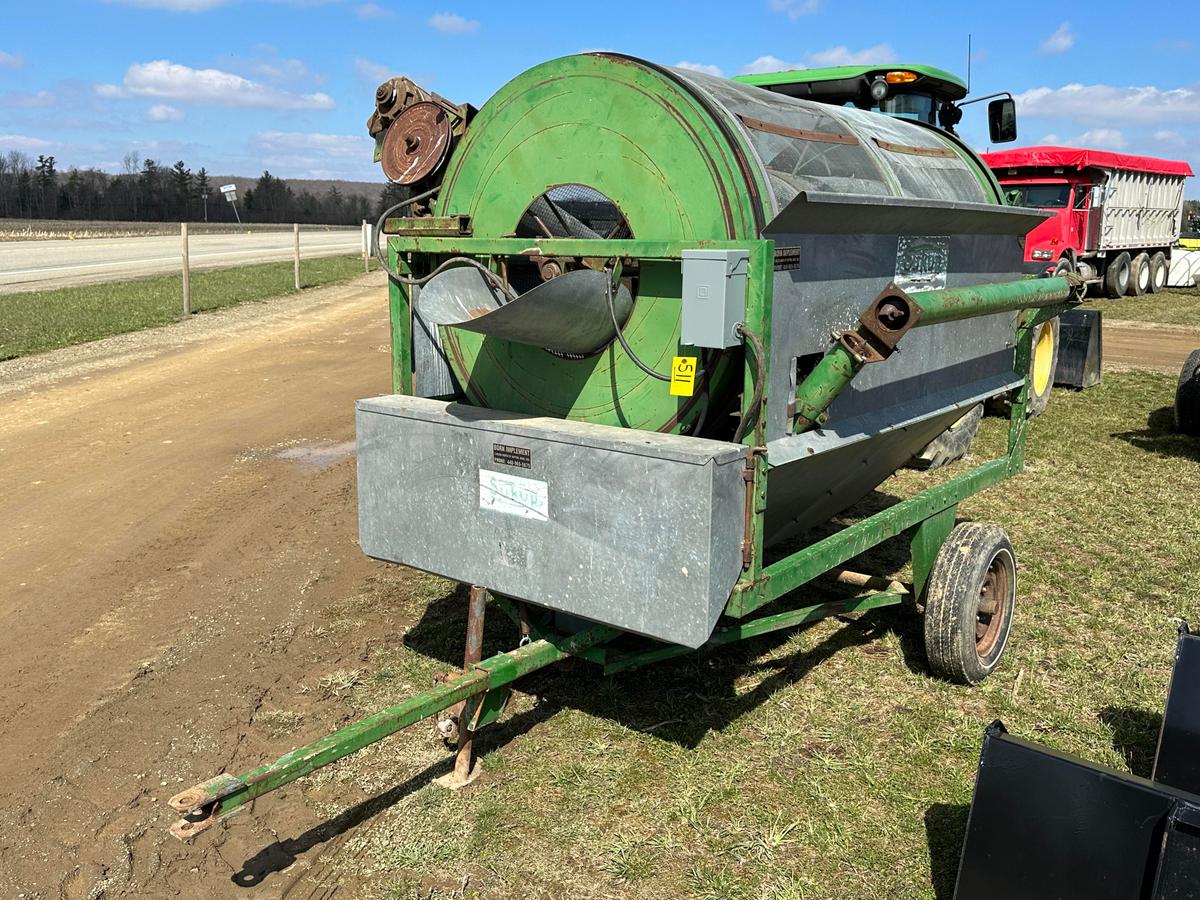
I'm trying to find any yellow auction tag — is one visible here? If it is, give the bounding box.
[670,356,697,397]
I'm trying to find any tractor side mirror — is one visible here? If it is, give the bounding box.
[988,98,1017,143]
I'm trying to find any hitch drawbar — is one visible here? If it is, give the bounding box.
[168,623,617,840]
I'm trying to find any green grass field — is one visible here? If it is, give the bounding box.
[0,254,374,360]
[1084,286,1200,327]
[289,370,1199,900]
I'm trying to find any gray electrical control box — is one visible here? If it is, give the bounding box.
[681,249,749,349]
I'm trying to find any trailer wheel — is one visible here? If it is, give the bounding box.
[909,404,983,469]
[1104,252,1131,299]
[1127,252,1151,296]
[1148,252,1169,294]
[922,523,1016,685]
[1176,349,1200,436]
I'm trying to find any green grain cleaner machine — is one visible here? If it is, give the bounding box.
[168,53,1080,839]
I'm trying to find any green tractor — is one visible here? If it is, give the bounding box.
[734,63,1016,145]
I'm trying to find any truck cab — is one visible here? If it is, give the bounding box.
[995,175,1096,276]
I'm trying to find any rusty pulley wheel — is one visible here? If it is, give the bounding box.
[380,101,452,185]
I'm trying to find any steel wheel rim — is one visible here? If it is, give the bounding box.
[975,548,1013,659]
[1139,263,1150,292]
[1032,322,1054,396]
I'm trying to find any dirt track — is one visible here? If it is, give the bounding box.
[0,284,1196,899]
[1103,319,1200,373]
[0,273,414,898]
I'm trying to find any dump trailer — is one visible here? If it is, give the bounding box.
[168,53,1080,840]
[982,146,1193,297]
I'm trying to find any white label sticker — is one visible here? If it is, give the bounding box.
[895,235,949,292]
[478,469,549,521]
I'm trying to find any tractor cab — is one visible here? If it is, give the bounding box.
[734,64,1016,143]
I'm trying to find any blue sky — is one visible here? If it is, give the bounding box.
[1,0,1198,194]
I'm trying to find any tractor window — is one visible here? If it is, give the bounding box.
[873,92,938,125]
[1073,187,1090,209]
[1003,183,1071,209]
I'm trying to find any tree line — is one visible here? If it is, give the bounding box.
[0,151,401,225]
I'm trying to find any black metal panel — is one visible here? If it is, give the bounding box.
[1155,629,1200,795]
[955,723,1182,900]
[1055,308,1103,390]
[1151,802,1200,898]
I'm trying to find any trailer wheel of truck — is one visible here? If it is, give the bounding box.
[1176,349,1200,436]
[1104,252,1131,298]
[909,403,983,469]
[923,523,1017,685]
[1148,252,1169,293]
[1127,252,1151,296]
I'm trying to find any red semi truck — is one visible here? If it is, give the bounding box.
[981,146,1193,297]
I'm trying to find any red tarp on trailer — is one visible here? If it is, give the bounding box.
[981,145,1193,177]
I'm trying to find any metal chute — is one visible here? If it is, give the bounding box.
[416,266,634,356]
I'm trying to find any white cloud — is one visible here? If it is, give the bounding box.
[675,61,723,77]
[0,90,55,108]
[1015,82,1200,126]
[0,50,25,69]
[740,55,797,75]
[354,57,392,83]
[0,134,55,152]
[106,0,231,9]
[100,60,335,110]
[1154,129,1185,145]
[1070,128,1126,149]
[253,131,379,179]
[739,44,896,75]
[356,2,393,18]
[146,103,184,121]
[768,0,820,19]
[428,12,479,33]
[255,131,372,158]
[1040,22,1075,54]
[807,43,897,67]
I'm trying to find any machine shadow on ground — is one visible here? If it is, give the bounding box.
[923,803,969,900]
[400,488,933,751]
[1098,705,1163,778]
[1113,406,1200,461]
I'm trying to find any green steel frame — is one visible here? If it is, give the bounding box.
[167,231,1075,840]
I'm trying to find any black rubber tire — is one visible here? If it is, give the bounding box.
[1148,252,1169,294]
[1128,252,1150,296]
[923,522,1017,686]
[1176,349,1200,436]
[909,404,983,470]
[1026,316,1059,417]
[1104,251,1131,299]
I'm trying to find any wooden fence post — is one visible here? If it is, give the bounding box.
[181,222,191,315]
